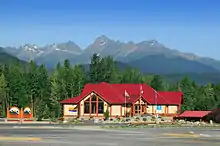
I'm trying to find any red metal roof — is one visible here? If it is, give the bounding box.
[60,82,183,105]
[159,92,183,105]
[60,96,82,104]
[178,111,212,118]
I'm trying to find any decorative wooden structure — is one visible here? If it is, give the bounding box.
[7,106,33,121]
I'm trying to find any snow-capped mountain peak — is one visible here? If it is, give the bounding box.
[22,44,40,53]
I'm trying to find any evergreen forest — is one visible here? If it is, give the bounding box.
[0,53,220,120]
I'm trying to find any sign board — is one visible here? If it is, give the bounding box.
[24,107,31,115]
[156,105,162,111]
[9,107,20,115]
[68,106,78,112]
[7,106,33,120]
[22,107,33,119]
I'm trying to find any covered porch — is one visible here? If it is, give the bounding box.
[130,97,148,117]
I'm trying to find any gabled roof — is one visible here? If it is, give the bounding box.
[60,82,183,105]
[60,83,125,104]
[178,111,212,118]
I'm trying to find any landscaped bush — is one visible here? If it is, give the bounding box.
[104,110,110,120]
[116,115,120,121]
[89,116,94,120]
[135,117,140,121]
[69,118,82,124]
[151,116,156,121]
[125,118,130,122]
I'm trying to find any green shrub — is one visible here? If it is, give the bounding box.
[135,117,140,121]
[152,116,156,121]
[116,115,120,121]
[104,110,110,120]
[143,118,147,121]
[126,118,130,122]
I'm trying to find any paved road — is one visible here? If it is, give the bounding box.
[0,126,220,146]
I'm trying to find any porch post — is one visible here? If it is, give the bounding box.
[133,104,135,116]
[96,94,98,116]
[145,103,147,114]
[89,94,91,116]
[78,103,80,118]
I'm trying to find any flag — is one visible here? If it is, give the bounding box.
[140,85,144,96]
[124,90,130,99]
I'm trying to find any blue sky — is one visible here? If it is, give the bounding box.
[0,0,220,59]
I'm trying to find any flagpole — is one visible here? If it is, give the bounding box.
[154,89,158,122]
[124,91,126,120]
[140,85,143,116]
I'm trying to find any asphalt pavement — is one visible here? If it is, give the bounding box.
[0,125,220,146]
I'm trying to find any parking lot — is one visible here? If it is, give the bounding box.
[0,125,220,146]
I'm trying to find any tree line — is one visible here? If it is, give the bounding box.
[0,53,220,120]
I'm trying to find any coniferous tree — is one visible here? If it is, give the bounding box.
[120,67,144,83]
[63,59,75,98]
[150,75,165,91]
[35,64,51,120]
[8,62,28,108]
[100,56,119,83]
[72,64,86,96]
[0,73,7,116]
[89,53,102,83]
[27,61,40,116]
[179,77,195,111]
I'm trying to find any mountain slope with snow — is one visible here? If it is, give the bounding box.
[3,35,220,72]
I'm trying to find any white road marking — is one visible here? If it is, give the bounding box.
[199,134,211,137]
[95,143,117,146]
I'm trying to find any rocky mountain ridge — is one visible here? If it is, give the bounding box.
[3,35,220,73]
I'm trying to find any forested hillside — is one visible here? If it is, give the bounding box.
[0,53,220,120]
[0,47,27,66]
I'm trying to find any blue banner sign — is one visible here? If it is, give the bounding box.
[156,105,162,111]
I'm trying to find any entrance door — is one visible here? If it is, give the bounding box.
[135,105,141,115]
[134,104,146,115]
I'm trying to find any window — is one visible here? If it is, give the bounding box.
[83,94,104,115]
[91,95,96,101]
[84,102,90,114]
[91,102,96,113]
[85,98,90,102]
[98,102,104,113]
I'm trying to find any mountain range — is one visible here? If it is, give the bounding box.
[3,35,220,75]
[0,47,27,66]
